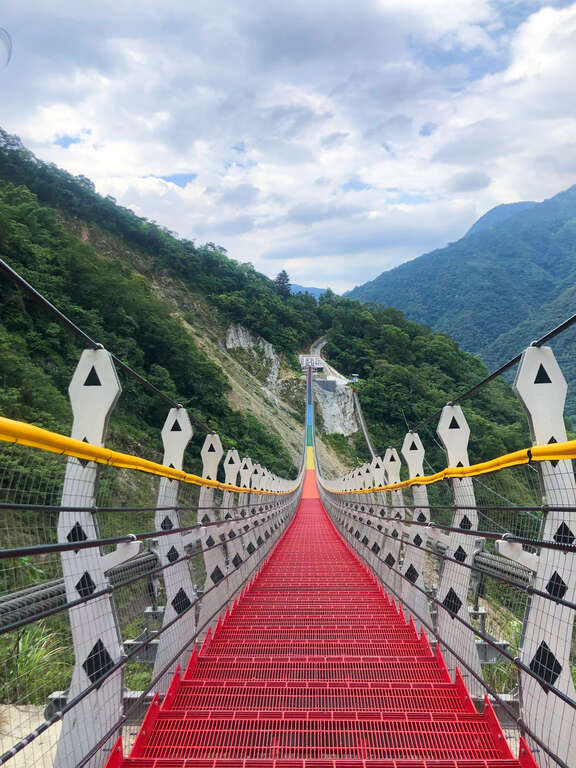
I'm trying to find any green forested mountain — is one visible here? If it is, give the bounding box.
[466,201,537,235]
[0,128,530,475]
[320,297,528,468]
[345,185,576,395]
[0,181,303,475]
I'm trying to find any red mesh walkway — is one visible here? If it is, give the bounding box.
[108,485,536,768]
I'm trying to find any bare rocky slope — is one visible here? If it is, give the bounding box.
[62,214,349,476]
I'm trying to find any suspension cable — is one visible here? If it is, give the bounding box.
[0,257,211,432]
[0,500,296,634]
[334,503,576,610]
[0,515,289,767]
[0,498,292,560]
[410,310,576,435]
[335,519,569,768]
[333,506,576,718]
[337,502,571,552]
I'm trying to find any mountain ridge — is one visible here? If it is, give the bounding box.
[344,184,576,383]
[466,200,538,235]
[0,127,533,471]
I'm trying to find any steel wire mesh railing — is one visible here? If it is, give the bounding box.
[315,338,576,768]
[0,437,302,767]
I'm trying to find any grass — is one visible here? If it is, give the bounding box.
[0,622,71,705]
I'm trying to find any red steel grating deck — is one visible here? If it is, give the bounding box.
[107,477,537,768]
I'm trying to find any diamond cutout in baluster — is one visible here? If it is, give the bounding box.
[246,542,256,555]
[228,530,237,540]
[82,639,115,685]
[160,516,174,531]
[405,565,419,584]
[67,522,88,553]
[460,516,472,530]
[548,436,559,468]
[171,588,192,615]
[257,536,264,546]
[210,566,224,585]
[361,535,369,546]
[77,437,91,467]
[545,571,568,600]
[166,546,179,563]
[201,514,211,525]
[206,536,216,548]
[529,641,562,687]
[554,523,575,546]
[232,553,243,568]
[413,534,423,547]
[454,546,467,563]
[385,553,396,568]
[75,571,96,598]
[442,588,462,617]
[417,512,427,523]
[371,542,381,554]
[391,529,399,538]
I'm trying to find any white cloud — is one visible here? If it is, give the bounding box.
[1,0,576,291]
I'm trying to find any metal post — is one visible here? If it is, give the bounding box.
[370,456,387,577]
[55,349,124,768]
[400,432,433,635]
[381,448,405,608]
[197,433,224,633]
[513,345,576,766]
[238,457,257,579]
[435,405,483,697]
[221,449,245,598]
[152,407,195,694]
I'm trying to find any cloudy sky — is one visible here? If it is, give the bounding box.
[2,1,576,291]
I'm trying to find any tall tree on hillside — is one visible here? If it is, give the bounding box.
[274,269,291,299]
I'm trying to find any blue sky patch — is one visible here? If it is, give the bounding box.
[342,178,371,192]
[159,173,197,188]
[419,122,437,137]
[54,134,82,148]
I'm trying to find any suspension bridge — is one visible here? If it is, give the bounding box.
[1,261,576,768]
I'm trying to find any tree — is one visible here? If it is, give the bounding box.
[274,270,291,299]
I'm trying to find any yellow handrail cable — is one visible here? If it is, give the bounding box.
[3,415,575,496]
[0,416,298,495]
[319,439,576,494]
